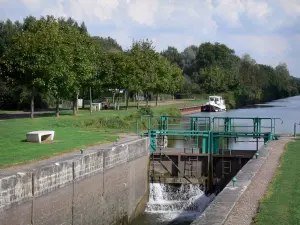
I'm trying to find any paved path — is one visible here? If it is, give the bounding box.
[225,137,293,225]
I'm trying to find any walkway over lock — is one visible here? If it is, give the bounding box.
[141,116,283,154]
[141,115,284,189]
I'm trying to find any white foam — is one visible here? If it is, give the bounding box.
[145,183,215,223]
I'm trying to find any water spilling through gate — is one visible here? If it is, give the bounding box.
[131,183,215,225]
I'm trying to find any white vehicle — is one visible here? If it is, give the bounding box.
[201,96,226,112]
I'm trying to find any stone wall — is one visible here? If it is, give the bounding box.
[0,137,149,225]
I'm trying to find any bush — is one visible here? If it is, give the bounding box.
[137,106,154,117]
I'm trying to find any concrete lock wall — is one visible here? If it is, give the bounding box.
[0,137,149,225]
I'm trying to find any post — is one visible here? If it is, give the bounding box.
[232,177,237,187]
[207,131,213,193]
[56,97,60,117]
[294,123,297,137]
[30,91,34,119]
[255,152,259,159]
[148,116,151,130]
[256,137,258,151]
[89,87,92,114]
[136,121,139,134]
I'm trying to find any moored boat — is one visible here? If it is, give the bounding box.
[201,96,226,112]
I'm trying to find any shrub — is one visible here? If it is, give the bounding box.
[137,106,154,117]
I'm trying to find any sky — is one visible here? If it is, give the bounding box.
[0,0,300,77]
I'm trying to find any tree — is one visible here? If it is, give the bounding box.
[100,51,128,109]
[152,56,172,106]
[181,45,198,76]
[2,16,61,118]
[199,66,228,94]
[168,63,184,99]
[70,27,99,115]
[130,39,159,106]
[93,36,122,52]
[161,46,182,66]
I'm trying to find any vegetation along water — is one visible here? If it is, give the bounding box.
[1,15,300,117]
[1,14,300,225]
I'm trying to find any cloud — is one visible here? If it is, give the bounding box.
[0,0,300,76]
[21,0,41,11]
[225,35,290,56]
[278,0,300,17]
[67,0,119,22]
[126,0,159,26]
[20,0,120,22]
[212,0,271,27]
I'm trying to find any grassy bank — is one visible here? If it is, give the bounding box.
[0,100,203,168]
[253,138,300,224]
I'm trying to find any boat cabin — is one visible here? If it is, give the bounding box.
[208,96,224,105]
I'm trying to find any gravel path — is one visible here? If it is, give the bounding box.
[225,137,293,225]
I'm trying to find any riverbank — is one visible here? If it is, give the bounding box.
[224,137,293,225]
[191,137,293,225]
[252,138,300,225]
[0,100,203,167]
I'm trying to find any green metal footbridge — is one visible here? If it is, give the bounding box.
[141,116,286,190]
[141,116,283,154]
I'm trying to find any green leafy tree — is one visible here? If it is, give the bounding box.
[161,46,182,66]
[93,36,122,52]
[2,16,61,118]
[130,39,159,106]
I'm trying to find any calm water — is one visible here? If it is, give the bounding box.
[130,96,300,225]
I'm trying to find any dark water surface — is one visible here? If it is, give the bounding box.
[130,96,300,225]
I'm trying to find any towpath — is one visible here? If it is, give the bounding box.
[224,137,293,225]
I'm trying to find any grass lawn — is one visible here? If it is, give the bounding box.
[253,138,300,225]
[0,99,203,168]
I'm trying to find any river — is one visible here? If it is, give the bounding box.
[130,96,300,225]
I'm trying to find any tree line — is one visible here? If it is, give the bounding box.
[161,44,300,108]
[0,16,183,118]
[1,15,299,118]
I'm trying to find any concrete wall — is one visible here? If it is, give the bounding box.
[0,137,149,225]
[191,140,280,225]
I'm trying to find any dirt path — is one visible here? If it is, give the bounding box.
[225,137,293,225]
[0,100,193,120]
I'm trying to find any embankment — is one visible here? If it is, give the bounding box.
[191,137,293,225]
[0,137,149,225]
[179,105,202,115]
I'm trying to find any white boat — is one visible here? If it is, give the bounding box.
[201,96,226,112]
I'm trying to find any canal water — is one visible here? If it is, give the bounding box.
[130,96,300,225]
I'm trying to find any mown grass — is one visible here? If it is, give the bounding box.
[253,138,300,225]
[0,100,203,167]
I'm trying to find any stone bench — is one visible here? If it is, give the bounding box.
[26,131,55,143]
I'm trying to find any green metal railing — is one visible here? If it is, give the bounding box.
[211,117,283,134]
[147,129,274,153]
[141,115,211,131]
[142,115,284,154]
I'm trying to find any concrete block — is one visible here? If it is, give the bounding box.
[127,155,149,221]
[33,184,73,225]
[0,200,32,225]
[0,172,32,212]
[26,130,55,143]
[128,138,149,161]
[73,151,103,180]
[73,172,104,225]
[104,145,128,170]
[34,160,73,197]
[103,163,129,225]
